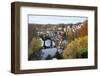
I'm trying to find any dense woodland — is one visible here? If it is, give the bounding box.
[28,20,88,60]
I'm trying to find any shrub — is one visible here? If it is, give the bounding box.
[76,48,88,58]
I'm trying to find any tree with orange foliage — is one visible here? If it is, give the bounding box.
[78,20,88,37]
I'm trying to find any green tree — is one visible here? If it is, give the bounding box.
[76,48,88,58]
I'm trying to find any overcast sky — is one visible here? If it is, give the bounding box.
[28,15,87,24]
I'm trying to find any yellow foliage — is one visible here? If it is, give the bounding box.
[75,36,88,49]
[63,36,88,59]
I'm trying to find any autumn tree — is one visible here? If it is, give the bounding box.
[28,37,42,57]
[78,20,88,37]
[62,36,88,59]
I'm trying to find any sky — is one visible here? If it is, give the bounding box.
[28,15,87,24]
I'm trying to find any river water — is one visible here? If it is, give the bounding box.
[39,38,63,59]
